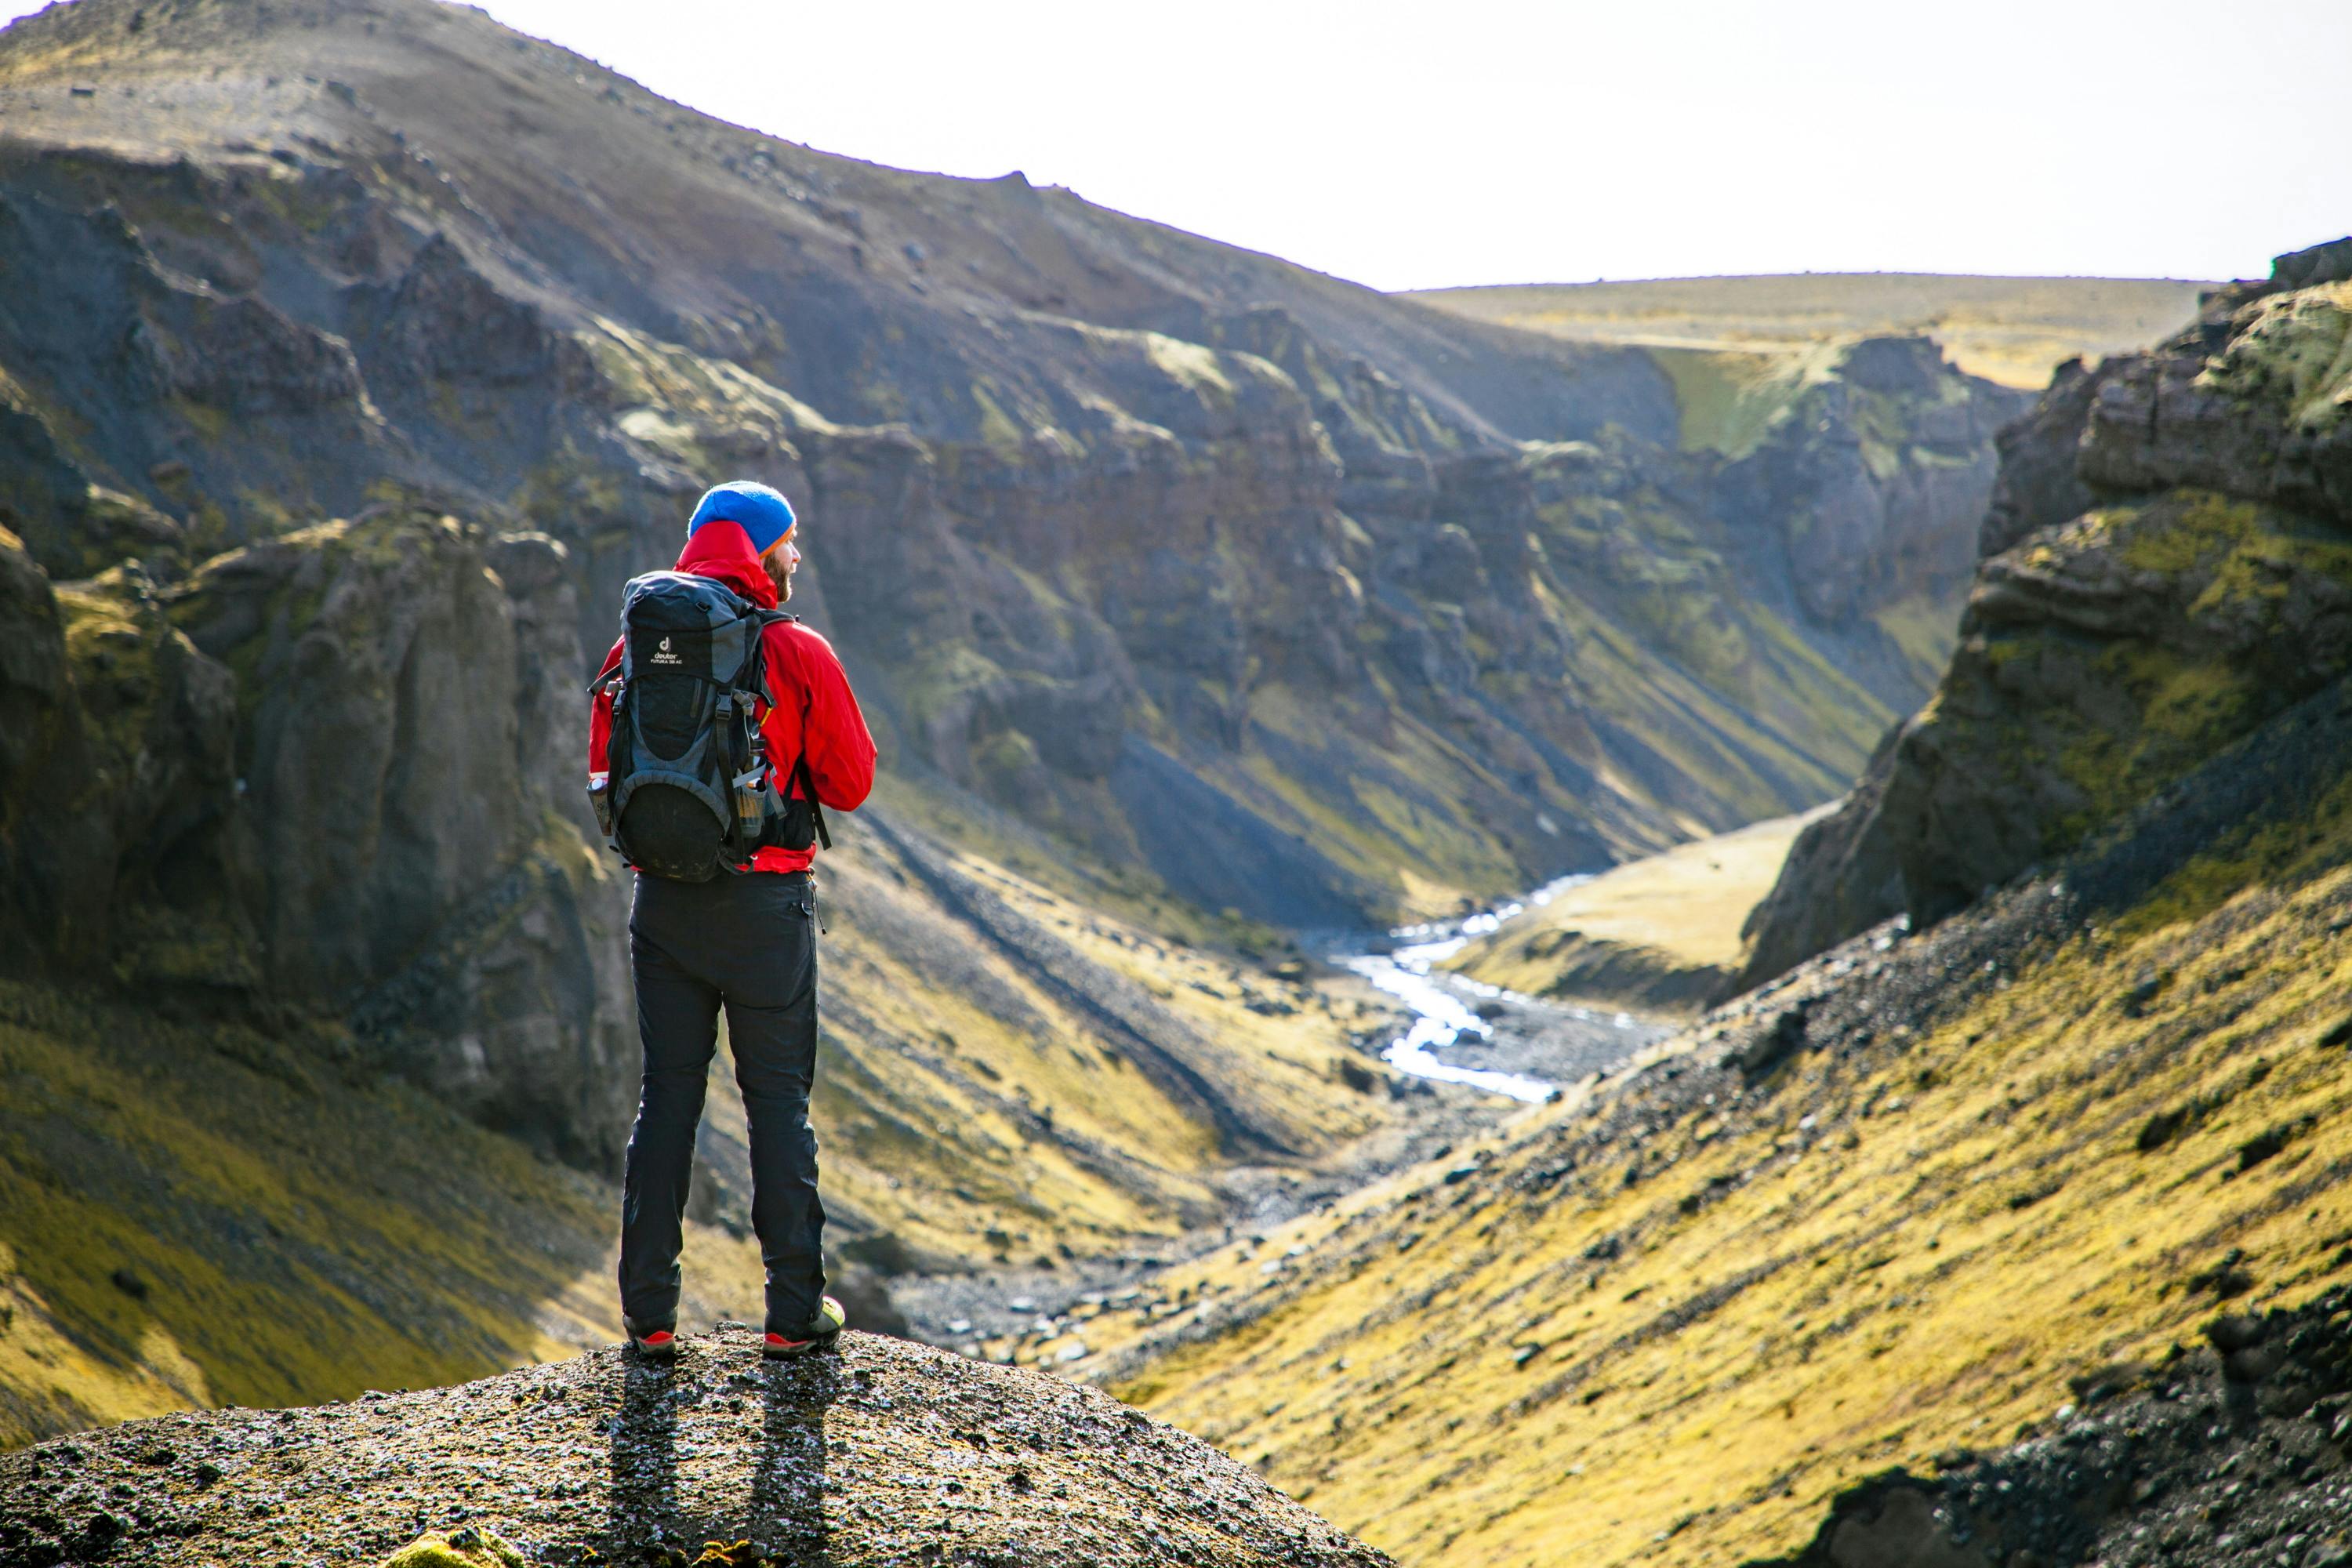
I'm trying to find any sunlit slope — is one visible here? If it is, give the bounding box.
[1092,686,2352,1566]
[1444,809,1823,1014]
[771,805,1398,1271]
[1410,274,2213,390]
[0,980,770,1447]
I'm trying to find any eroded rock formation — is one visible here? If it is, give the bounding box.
[0,0,2030,1167]
[1733,238,2352,993]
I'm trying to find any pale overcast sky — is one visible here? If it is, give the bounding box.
[4,0,2346,290]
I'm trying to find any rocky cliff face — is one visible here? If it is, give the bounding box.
[1711,336,2031,690]
[0,0,2023,1176]
[1733,238,2352,993]
[0,504,633,1166]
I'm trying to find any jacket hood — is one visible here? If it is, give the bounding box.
[675,517,778,608]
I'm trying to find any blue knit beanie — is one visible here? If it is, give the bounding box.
[688,480,797,554]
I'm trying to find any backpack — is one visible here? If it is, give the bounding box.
[586,571,829,881]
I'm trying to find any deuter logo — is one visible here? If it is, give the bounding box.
[652,634,684,667]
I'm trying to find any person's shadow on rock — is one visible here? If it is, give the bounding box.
[749,1352,838,1561]
[608,1353,681,1557]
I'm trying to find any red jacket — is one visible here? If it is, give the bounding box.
[589,519,877,874]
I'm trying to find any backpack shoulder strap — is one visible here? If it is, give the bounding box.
[586,649,623,695]
[742,608,797,699]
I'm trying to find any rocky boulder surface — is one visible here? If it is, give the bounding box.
[0,503,633,1167]
[0,1327,1388,1568]
[1753,1289,2352,1568]
[1733,237,2352,993]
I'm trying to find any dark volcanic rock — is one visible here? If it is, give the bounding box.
[1733,241,2352,992]
[172,508,633,1165]
[1748,1289,2352,1568]
[0,1328,1390,1568]
[0,505,633,1165]
[0,533,249,987]
[1980,356,2106,560]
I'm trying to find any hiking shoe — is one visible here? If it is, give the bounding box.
[626,1319,680,1361]
[764,1296,845,1359]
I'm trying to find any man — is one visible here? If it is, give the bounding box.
[588,479,877,1361]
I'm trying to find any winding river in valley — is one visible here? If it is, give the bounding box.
[895,877,1679,1352]
[1334,873,1669,1103]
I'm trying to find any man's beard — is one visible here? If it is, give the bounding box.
[766,557,793,602]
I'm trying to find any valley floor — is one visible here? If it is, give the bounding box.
[888,964,1679,1363]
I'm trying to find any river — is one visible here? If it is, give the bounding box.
[894,874,1676,1353]
[1331,873,1669,1103]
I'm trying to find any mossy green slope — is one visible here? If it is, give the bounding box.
[1092,687,2352,1567]
[0,979,770,1447]
[769,808,1399,1269]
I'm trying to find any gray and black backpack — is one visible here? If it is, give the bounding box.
[587,571,829,881]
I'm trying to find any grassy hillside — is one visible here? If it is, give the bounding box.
[1083,684,2352,1566]
[1411,274,2214,390]
[1443,809,1823,1014]
[778,797,1400,1270]
[0,978,770,1445]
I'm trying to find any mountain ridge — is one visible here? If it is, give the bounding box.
[1413,273,2217,390]
[0,0,2038,1193]
[0,0,2016,930]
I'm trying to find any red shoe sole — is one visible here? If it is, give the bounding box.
[763,1334,837,1360]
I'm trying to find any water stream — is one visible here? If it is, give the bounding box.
[1334,873,1655,1102]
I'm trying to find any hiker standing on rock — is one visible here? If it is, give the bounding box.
[586,480,876,1362]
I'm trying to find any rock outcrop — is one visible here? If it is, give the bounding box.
[0,531,245,986]
[1715,336,2028,643]
[0,503,635,1166]
[186,510,633,1163]
[0,1329,1388,1568]
[0,0,2034,1183]
[1752,1289,2352,1568]
[1732,238,2352,993]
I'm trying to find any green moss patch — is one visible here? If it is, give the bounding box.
[384,1528,528,1568]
